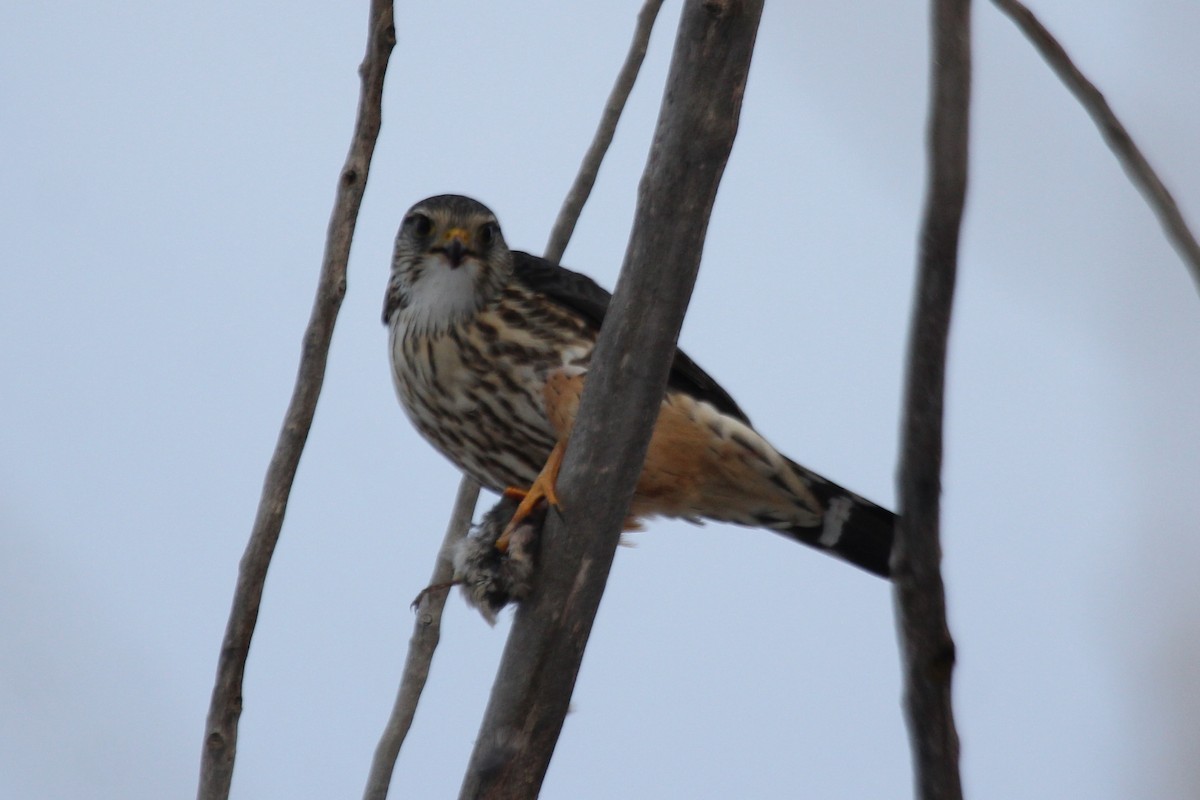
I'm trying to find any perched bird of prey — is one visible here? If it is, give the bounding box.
[384,194,895,579]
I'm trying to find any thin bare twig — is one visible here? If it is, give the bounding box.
[196,4,396,799]
[361,6,669,796]
[543,0,666,265]
[893,0,969,799]
[991,0,1200,295]
[458,2,764,798]
[363,477,480,800]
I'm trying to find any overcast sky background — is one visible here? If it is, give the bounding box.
[2,1,1198,798]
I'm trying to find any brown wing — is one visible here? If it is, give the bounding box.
[511,250,751,425]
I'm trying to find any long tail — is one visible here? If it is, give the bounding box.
[580,385,896,578]
[779,457,895,578]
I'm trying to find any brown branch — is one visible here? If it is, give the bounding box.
[362,477,480,800]
[542,0,666,265]
[893,1,969,799]
[457,2,764,798]
[195,4,396,799]
[991,0,1200,295]
[360,6,671,797]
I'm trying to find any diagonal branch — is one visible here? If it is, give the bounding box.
[543,0,666,265]
[360,5,670,798]
[196,4,396,799]
[457,2,764,798]
[893,0,970,799]
[991,0,1200,295]
[363,477,480,800]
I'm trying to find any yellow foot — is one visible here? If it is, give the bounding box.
[497,440,566,551]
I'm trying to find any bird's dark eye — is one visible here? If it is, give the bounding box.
[406,213,434,238]
[478,221,498,248]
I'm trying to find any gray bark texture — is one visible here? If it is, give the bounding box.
[457,2,764,798]
[362,4,669,796]
[196,4,396,799]
[362,477,479,800]
[893,0,970,798]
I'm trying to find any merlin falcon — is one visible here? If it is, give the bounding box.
[384,195,894,578]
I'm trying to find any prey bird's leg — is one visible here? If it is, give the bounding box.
[410,579,460,610]
[497,439,567,551]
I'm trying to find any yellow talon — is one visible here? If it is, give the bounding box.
[496,440,566,551]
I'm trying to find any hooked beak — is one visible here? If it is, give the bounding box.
[441,228,470,268]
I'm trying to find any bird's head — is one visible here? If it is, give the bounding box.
[385,194,513,330]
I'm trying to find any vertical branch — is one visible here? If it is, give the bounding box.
[990,0,1200,295]
[458,2,764,798]
[893,0,970,799]
[361,4,670,797]
[196,3,396,799]
[543,0,666,265]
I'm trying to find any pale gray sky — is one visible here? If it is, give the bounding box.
[2,2,1197,798]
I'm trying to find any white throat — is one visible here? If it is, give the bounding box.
[400,259,483,335]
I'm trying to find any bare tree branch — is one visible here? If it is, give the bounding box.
[543,0,666,265]
[361,6,670,796]
[457,2,764,798]
[991,0,1200,295]
[893,1,970,799]
[196,4,396,799]
[362,477,480,800]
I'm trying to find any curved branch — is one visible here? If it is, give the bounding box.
[992,0,1200,295]
[196,4,396,799]
[893,0,969,798]
[458,2,764,798]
